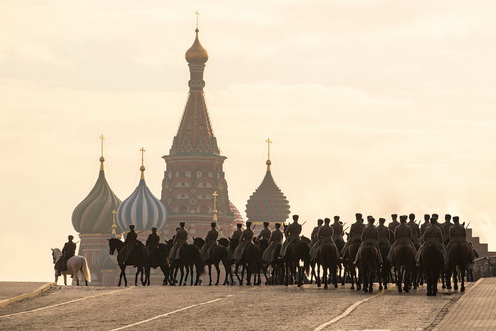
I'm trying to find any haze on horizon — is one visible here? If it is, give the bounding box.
[1,1,496,282]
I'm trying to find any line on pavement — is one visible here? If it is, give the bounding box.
[110,294,234,331]
[0,287,134,319]
[313,290,387,331]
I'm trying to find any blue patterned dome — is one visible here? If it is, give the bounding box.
[117,165,167,231]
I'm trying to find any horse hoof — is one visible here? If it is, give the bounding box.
[324,285,328,290]
[379,286,383,291]
[461,286,465,292]
[442,285,446,289]
[398,288,402,293]
[334,284,338,289]
[317,283,321,287]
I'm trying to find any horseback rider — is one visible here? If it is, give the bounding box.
[234,221,254,260]
[340,213,365,258]
[311,218,340,260]
[309,219,323,252]
[447,216,476,263]
[145,227,160,262]
[407,213,421,249]
[442,214,453,246]
[428,214,445,236]
[416,215,447,266]
[257,222,271,241]
[331,216,345,245]
[355,216,382,265]
[201,222,219,261]
[56,235,77,276]
[232,223,243,241]
[124,224,138,264]
[387,215,416,264]
[169,222,188,261]
[420,214,430,237]
[280,215,302,257]
[263,222,283,263]
[388,214,400,244]
[377,218,391,249]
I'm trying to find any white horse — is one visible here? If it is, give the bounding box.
[51,248,91,286]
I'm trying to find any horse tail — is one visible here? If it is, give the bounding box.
[81,257,91,283]
[194,248,206,276]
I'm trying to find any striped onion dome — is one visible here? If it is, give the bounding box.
[245,159,290,224]
[72,157,122,234]
[229,201,245,226]
[117,163,167,231]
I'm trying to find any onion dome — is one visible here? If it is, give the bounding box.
[117,149,167,231]
[185,28,208,65]
[229,201,245,226]
[245,141,290,224]
[72,148,122,234]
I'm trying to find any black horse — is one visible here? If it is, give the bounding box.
[166,239,205,286]
[237,241,264,286]
[378,243,391,290]
[318,241,339,289]
[143,243,170,286]
[447,242,470,292]
[358,243,378,293]
[193,237,233,286]
[421,240,444,296]
[284,240,310,287]
[108,238,145,287]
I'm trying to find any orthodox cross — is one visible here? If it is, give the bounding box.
[100,135,105,157]
[265,138,272,160]
[140,147,146,167]
[195,10,200,29]
[212,191,218,222]
[111,210,117,237]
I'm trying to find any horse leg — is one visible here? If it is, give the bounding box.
[190,265,194,286]
[397,267,402,293]
[246,264,252,286]
[215,263,221,286]
[461,268,465,292]
[240,264,245,286]
[208,264,212,286]
[453,267,458,291]
[63,274,67,286]
[323,266,328,290]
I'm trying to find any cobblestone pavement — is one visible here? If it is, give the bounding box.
[433,278,496,330]
[0,282,480,330]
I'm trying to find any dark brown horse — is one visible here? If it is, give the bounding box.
[358,243,378,293]
[317,242,339,289]
[108,238,145,286]
[284,240,310,287]
[447,242,470,292]
[344,240,361,290]
[378,243,391,290]
[193,237,233,286]
[393,242,415,293]
[143,243,170,286]
[421,240,444,296]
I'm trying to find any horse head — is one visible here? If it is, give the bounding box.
[52,248,62,263]
[217,237,230,247]
[108,238,124,255]
[193,237,205,248]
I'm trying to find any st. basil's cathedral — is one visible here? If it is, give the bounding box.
[70,27,291,285]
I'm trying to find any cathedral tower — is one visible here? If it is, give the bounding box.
[161,27,235,237]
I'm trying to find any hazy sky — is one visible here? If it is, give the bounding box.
[1,1,496,281]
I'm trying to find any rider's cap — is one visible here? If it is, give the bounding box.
[334,215,340,220]
[211,222,216,227]
[263,222,269,226]
[68,235,74,240]
[379,218,385,223]
[179,222,185,227]
[317,219,323,224]
[151,226,157,231]
[275,223,281,227]
[129,224,135,229]
[355,213,362,217]
[324,218,330,223]
[391,214,398,217]
[293,215,299,220]
[453,216,459,222]
[236,223,242,228]
[246,221,252,227]
[432,213,439,218]
[368,217,375,223]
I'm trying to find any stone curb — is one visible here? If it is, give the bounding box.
[0,282,56,308]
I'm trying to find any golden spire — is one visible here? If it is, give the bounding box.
[140,147,146,179]
[212,191,218,222]
[111,210,117,237]
[195,10,200,30]
[99,135,105,171]
[265,138,272,171]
